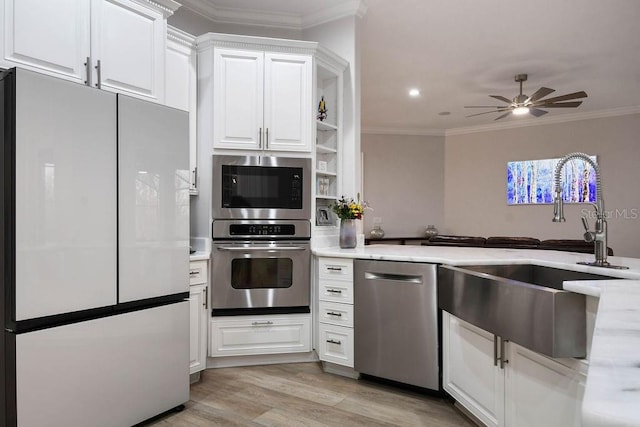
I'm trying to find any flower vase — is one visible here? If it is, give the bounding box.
[339,219,357,249]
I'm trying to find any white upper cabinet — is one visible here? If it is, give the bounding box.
[166,26,197,194]
[90,0,165,101]
[0,0,179,102]
[198,33,314,154]
[213,48,265,150]
[263,53,312,152]
[0,0,90,83]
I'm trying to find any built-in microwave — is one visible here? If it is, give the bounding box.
[212,155,311,220]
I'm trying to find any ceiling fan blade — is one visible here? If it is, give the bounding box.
[534,91,588,104]
[536,101,583,108]
[489,95,512,103]
[464,105,505,108]
[526,87,555,103]
[494,111,512,121]
[466,109,510,118]
[529,108,548,117]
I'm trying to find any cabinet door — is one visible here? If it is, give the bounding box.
[264,53,312,152]
[91,0,165,101]
[210,315,311,357]
[505,342,585,427]
[318,323,354,367]
[213,48,264,150]
[165,29,197,193]
[117,95,190,303]
[443,312,505,427]
[1,0,90,83]
[189,285,207,374]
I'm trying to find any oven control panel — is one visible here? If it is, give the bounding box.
[229,224,296,236]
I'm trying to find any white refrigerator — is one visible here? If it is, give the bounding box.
[1,68,190,426]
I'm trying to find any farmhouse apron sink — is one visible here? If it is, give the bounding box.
[438,264,623,358]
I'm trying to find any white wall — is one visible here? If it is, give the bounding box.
[362,133,445,237]
[444,113,640,258]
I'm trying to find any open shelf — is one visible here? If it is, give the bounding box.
[316,120,338,131]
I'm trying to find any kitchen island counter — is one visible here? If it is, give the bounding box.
[313,245,640,426]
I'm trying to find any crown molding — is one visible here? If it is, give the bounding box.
[196,32,319,55]
[168,26,196,47]
[179,0,368,30]
[361,127,446,137]
[131,0,181,17]
[444,105,640,136]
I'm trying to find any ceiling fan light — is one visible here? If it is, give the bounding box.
[512,106,530,116]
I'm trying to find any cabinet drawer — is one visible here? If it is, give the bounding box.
[189,260,207,285]
[318,323,354,367]
[209,314,311,357]
[319,280,353,304]
[318,301,354,327]
[319,258,353,281]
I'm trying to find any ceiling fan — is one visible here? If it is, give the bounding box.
[465,74,587,120]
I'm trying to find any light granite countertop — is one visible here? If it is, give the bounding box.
[314,245,640,426]
[190,237,211,262]
[189,250,210,262]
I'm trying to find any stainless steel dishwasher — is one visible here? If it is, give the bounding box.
[354,260,439,390]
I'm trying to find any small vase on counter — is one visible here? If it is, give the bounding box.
[340,219,357,248]
[369,225,385,239]
[424,224,439,240]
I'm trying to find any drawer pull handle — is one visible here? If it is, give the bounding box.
[189,271,199,276]
[327,311,342,317]
[326,339,342,345]
[252,321,274,326]
[327,289,342,294]
[327,267,343,271]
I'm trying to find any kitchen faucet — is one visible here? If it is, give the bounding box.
[552,152,627,269]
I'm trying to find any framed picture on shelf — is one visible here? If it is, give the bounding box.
[317,177,330,196]
[316,207,332,225]
[317,160,327,172]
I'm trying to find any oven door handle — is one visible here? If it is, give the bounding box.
[217,245,308,252]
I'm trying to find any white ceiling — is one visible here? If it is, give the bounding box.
[180,0,640,133]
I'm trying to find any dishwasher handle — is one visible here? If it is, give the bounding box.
[364,271,423,283]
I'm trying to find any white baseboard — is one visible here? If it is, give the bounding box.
[205,351,319,369]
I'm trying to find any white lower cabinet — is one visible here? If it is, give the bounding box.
[443,311,586,427]
[505,342,586,427]
[443,311,504,427]
[209,314,311,357]
[189,284,207,374]
[317,257,354,367]
[318,323,354,367]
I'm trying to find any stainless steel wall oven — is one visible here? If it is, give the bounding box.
[211,220,311,315]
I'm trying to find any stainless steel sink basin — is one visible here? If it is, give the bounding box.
[438,264,624,358]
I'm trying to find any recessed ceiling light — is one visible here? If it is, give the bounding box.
[409,88,420,97]
[438,111,451,116]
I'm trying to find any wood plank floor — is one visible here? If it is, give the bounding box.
[143,362,476,426]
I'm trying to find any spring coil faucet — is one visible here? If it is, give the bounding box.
[553,152,627,269]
